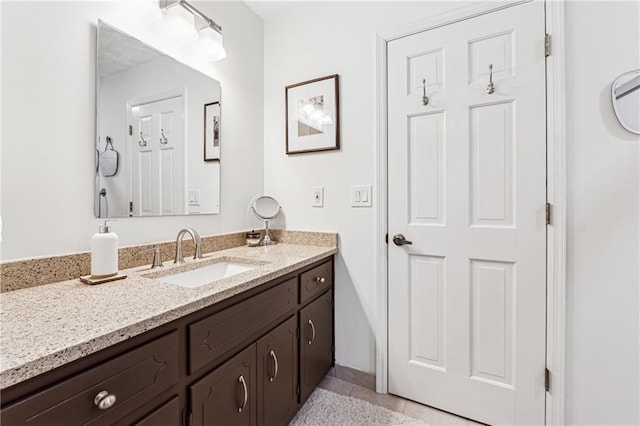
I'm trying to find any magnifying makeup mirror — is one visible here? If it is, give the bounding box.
[612,69,640,135]
[251,196,281,245]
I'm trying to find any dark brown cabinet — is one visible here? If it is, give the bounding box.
[133,397,181,426]
[257,316,298,426]
[299,290,334,403]
[1,256,334,426]
[190,345,257,426]
[188,278,297,375]
[1,332,179,426]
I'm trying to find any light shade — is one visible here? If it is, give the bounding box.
[161,5,198,45]
[194,26,227,62]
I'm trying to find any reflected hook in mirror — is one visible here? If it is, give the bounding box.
[139,132,148,147]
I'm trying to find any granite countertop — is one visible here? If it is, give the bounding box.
[0,243,337,390]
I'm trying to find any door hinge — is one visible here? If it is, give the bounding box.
[545,202,552,225]
[385,233,388,244]
[128,124,133,136]
[296,384,301,398]
[129,201,134,217]
[544,368,551,392]
[296,327,300,340]
[545,34,551,57]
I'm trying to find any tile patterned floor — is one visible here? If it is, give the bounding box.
[318,375,484,426]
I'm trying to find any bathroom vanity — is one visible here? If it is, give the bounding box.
[0,243,335,426]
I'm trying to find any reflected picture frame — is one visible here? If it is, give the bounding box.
[204,101,221,161]
[285,74,340,154]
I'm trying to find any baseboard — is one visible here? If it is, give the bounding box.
[328,364,376,392]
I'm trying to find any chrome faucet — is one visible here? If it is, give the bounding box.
[174,228,203,264]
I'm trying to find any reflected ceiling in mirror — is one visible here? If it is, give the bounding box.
[96,20,221,218]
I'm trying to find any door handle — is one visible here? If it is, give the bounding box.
[269,350,279,382]
[238,375,248,413]
[392,234,413,246]
[308,319,316,345]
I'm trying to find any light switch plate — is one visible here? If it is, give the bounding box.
[312,187,324,207]
[188,190,200,206]
[351,185,372,207]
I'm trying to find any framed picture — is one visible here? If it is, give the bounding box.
[204,101,221,161]
[285,74,340,154]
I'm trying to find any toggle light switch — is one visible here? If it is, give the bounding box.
[312,187,324,207]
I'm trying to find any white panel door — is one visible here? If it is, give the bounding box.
[130,96,184,216]
[387,2,547,424]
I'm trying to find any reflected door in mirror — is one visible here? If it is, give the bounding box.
[131,96,185,216]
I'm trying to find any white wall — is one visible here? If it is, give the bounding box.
[565,1,640,424]
[262,1,472,374]
[1,0,264,260]
[261,0,640,423]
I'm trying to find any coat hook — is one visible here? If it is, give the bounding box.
[422,78,429,106]
[160,129,168,145]
[139,132,148,147]
[486,64,495,94]
[105,136,114,151]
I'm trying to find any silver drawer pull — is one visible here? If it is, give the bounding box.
[315,277,326,283]
[308,319,316,345]
[238,375,248,413]
[94,390,116,410]
[269,350,279,382]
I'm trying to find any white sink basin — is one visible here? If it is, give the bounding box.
[156,262,255,288]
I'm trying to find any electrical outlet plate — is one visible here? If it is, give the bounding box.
[312,187,324,207]
[351,185,372,207]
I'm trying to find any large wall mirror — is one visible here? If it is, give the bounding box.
[95,20,221,218]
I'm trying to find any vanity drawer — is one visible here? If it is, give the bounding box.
[300,259,333,305]
[1,331,179,426]
[188,277,298,374]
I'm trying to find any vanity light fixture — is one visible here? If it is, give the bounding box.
[158,0,227,61]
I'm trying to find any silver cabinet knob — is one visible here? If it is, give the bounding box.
[94,390,116,410]
[315,277,326,283]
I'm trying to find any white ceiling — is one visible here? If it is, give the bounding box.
[244,1,326,21]
[98,22,166,78]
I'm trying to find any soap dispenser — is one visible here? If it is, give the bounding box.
[91,220,118,278]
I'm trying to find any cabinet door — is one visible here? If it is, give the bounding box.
[256,316,298,426]
[189,278,297,375]
[190,345,256,426]
[133,396,180,426]
[299,290,334,403]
